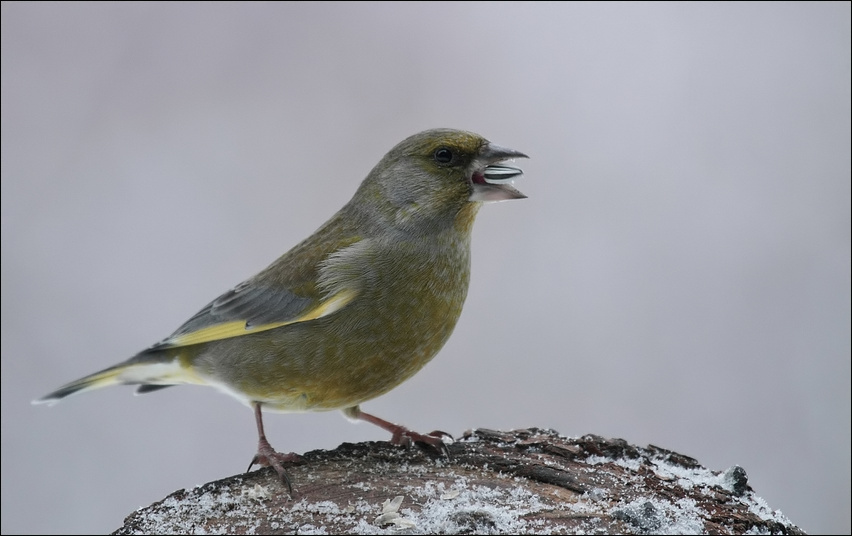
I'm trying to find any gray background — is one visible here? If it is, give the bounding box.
[2,3,849,534]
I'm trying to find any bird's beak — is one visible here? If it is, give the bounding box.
[469,142,529,202]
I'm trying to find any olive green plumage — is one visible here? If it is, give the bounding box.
[34,128,527,483]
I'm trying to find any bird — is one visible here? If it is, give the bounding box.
[33,128,528,491]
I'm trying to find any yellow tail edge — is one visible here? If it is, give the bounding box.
[32,359,199,406]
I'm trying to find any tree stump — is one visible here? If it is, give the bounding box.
[113,428,804,535]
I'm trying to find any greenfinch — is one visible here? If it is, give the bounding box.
[34,128,528,490]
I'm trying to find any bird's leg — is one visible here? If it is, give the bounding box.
[246,402,302,494]
[344,406,453,458]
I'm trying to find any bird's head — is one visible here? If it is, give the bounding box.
[355,129,528,230]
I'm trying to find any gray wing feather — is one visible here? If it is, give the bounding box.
[146,281,313,351]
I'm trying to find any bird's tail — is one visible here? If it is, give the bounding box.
[32,352,199,406]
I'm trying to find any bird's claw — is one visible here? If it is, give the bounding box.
[390,428,454,459]
[349,408,454,460]
[247,449,303,496]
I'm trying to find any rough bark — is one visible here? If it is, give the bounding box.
[113,428,804,535]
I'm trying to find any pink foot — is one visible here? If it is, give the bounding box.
[389,427,453,457]
[247,437,304,494]
[347,406,454,458]
[247,402,303,495]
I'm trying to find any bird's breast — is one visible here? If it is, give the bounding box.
[217,228,475,412]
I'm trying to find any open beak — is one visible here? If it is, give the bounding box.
[469,142,529,202]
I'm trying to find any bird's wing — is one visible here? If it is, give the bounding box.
[147,230,368,351]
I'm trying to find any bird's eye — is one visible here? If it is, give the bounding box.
[434,148,453,164]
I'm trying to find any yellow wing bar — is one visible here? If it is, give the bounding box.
[162,289,358,348]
